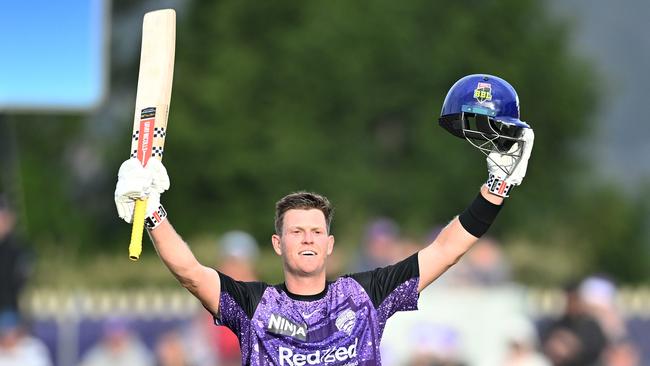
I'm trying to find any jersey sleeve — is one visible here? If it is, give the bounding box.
[348,252,420,317]
[214,272,268,335]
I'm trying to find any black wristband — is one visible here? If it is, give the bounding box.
[458,193,503,237]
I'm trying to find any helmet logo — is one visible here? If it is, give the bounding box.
[473,82,492,103]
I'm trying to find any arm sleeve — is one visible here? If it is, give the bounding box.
[214,272,268,333]
[348,253,420,311]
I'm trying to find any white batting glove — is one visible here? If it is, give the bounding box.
[115,158,170,225]
[486,128,534,197]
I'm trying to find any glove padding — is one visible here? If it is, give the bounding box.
[486,128,534,197]
[115,158,170,223]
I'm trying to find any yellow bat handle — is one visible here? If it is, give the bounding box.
[129,198,147,261]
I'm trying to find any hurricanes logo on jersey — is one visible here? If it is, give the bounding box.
[335,309,356,336]
[473,82,492,103]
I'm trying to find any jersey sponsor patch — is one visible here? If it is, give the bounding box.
[278,338,358,366]
[268,313,308,341]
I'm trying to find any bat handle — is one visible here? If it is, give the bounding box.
[129,198,147,261]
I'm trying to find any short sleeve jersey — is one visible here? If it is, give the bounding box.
[215,253,420,366]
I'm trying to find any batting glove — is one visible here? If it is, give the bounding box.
[115,158,170,227]
[486,128,534,197]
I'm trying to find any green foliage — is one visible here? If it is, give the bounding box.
[6,0,649,285]
[572,187,650,282]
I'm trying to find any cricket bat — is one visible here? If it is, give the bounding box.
[128,9,176,261]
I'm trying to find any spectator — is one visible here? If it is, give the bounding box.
[577,275,642,366]
[579,275,627,342]
[325,246,346,278]
[78,317,153,366]
[204,230,261,365]
[351,217,402,271]
[0,310,52,366]
[397,237,426,261]
[438,236,511,287]
[175,230,259,366]
[602,339,641,366]
[0,195,33,314]
[405,323,465,366]
[462,237,511,286]
[502,316,550,366]
[179,312,217,366]
[541,281,607,366]
[216,230,259,281]
[154,330,188,366]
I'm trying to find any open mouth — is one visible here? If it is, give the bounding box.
[299,250,316,256]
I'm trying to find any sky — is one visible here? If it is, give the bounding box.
[548,0,650,191]
[0,0,107,111]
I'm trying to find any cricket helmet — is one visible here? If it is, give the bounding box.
[438,74,530,155]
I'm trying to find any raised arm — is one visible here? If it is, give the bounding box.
[114,158,221,315]
[417,186,502,291]
[149,220,221,314]
[417,128,534,292]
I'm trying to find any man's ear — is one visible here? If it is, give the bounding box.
[326,235,335,256]
[271,234,283,256]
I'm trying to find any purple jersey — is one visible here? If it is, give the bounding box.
[215,253,420,365]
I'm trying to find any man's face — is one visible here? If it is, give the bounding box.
[272,209,334,277]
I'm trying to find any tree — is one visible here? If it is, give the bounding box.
[10,0,648,284]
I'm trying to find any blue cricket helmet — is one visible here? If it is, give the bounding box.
[439,74,530,153]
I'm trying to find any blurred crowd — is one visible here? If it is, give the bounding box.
[0,197,646,365]
[356,217,643,366]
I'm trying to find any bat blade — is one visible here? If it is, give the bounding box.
[128,9,176,261]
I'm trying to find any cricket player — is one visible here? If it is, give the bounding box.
[115,74,534,365]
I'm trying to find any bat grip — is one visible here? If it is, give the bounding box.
[129,198,147,261]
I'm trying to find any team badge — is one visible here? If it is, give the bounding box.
[473,82,492,103]
[335,309,356,336]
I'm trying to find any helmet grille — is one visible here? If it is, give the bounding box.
[438,112,525,176]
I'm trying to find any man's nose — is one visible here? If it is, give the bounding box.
[302,231,314,243]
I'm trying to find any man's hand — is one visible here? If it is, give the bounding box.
[486,128,534,197]
[115,158,170,224]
